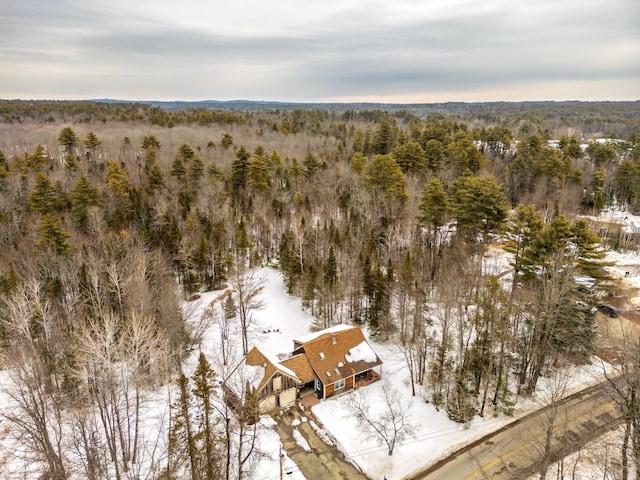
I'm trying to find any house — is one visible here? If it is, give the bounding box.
[288,324,383,400]
[226,346,303,414]
[225,325,382,414]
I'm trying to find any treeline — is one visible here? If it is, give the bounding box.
[0,101,638,477]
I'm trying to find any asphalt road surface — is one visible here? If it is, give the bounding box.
[409,382,621,480]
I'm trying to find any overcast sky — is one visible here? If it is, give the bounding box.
[2,0,639,102]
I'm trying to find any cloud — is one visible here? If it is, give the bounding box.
[1,0,639,101]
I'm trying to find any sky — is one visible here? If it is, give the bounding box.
[1,0,639,103]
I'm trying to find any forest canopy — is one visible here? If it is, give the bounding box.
[0,99,638,478]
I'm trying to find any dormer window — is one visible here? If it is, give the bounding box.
[319,352,325,359]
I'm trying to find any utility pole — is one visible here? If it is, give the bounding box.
[279,444,284,480]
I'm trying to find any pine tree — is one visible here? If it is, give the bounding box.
[170,157,187,182]
[504,204,544,288]
[83,131,101,159]
[0,263,20,295]
[302,151,321,178]
[324,246,337,289]
[30,172,66,215]
[373,119,395,154]
[571,218,612,283]
[364,154,409,207]
[220,133,234,149]
[448,174,508,242]
[247,155,270,194]
[69,176,101,232]
[141,135,161,152]
[58,126,79,154]
[231,146,250,192]
[27,144,48,171]
[417,178,447,232]
[191,353,221,480]
[145,161,165,194]
[394,141,426,175]
[170,373,199,480]
[36,213,73,255]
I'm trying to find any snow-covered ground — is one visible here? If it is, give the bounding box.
[4,210,640,479]
[192,267,611,480]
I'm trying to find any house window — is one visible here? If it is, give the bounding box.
[335,379,345,390]
[315,378,322,391]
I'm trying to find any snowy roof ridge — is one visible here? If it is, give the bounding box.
[293,324,355,344]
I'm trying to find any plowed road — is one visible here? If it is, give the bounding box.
[409,381,621,480]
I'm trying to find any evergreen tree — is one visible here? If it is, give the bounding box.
[145,161,165,194]
[424,139,445,172]
[27,144,48,171]
[141,135,161,152]
[83,131,101,159]
[350,151,366,174]
[394,141,427,175]
[247,155,271,194]
[373,119,395,154]
[191,353,221,480]
[170,373,199,479]
[571,218,612,283]
[220,133,234,149]
[417,178,447,232]
[105,160,132,230]
[189,156,204,187]
[363,154,409,208]
[69,176,101,232]
[170,157,187,182]
[231,146,250,191]
[324,246,337,289]
[58,126,79,154]
[36,213,73,254]
[302,151,321,178]
[504,204,545,288]
[449,174,508,241]
[176,143,196,163]
[30,173,66,215]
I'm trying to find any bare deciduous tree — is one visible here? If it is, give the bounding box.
[232,266,265,355]
[346,378,414,456]
[0,280,68,480]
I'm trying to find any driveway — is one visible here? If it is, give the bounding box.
[272,406,369,480]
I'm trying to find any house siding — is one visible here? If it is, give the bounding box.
[325,383,335,397]
[345,376,354,389]
[279,387,297,406]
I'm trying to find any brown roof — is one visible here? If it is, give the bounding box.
[296,326,382,384]
[280,353,316,383]
[245,346,301,393]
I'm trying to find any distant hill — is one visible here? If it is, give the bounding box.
[87,98,640,119]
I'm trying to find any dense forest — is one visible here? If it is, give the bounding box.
[0,99,639,479]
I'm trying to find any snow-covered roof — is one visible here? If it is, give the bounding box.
[345,341,378,364]
[294,325,382,383]
[293,324,354,344]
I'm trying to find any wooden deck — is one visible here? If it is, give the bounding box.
[354,369,381,389]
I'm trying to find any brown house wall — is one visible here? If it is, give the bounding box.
[345,376,354,389]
